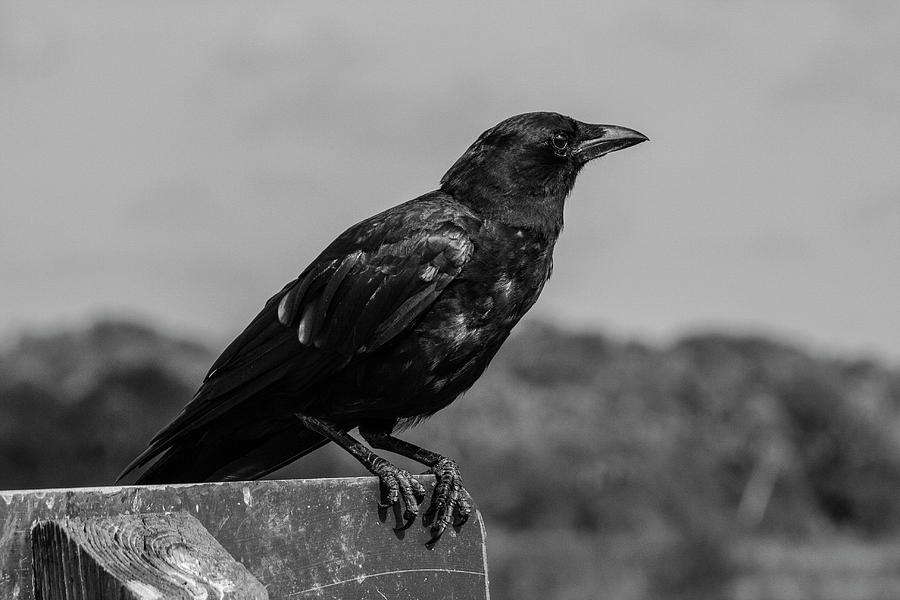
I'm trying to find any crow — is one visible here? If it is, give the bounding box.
[119,112,647,539]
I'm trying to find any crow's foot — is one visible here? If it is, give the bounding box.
[372,460,427,530]
[423,457,472,542]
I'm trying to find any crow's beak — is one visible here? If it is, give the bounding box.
[574,123,648,163]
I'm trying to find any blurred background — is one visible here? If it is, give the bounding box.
[2,1,899,598]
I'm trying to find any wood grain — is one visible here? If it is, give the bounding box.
[32,512,268,599]
[0,477,489,599]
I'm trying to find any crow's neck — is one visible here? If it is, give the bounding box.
[460,190,565,239]
[442,170,573,239]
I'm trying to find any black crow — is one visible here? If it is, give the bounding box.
[119,112,647,539]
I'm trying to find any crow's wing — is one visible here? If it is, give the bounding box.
[118,196,477,480]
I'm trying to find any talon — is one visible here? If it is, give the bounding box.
[430,512,453,540]
[373,462,422,530]
[394,508,418,532]
[454,510,471,527]
[384,479,400,506]
[377,475,398,507]
[422,456,472,541]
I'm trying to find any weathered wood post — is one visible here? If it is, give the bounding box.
[0,478,490,599]
[32,512,268,599]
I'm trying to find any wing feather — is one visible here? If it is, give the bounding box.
[119,193,478,482]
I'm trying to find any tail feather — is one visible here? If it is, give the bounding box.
[125,423,330,485]
[208,425,331,481]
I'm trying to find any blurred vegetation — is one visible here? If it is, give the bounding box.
[2,319,900,599]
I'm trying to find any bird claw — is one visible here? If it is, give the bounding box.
[373,462,426,529]
[423,457,472,542]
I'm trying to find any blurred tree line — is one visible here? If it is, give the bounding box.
[2,319,900,599]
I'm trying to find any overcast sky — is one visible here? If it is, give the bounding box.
[2,1,899,361]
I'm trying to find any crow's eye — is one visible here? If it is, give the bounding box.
[550,132,569,154]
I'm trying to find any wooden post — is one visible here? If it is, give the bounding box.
[0,477,489,599]
[32,513,268,599]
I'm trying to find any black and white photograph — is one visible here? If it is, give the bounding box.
[2,2,899,598]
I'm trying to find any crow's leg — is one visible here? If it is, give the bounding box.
[297,416,426,527]
[359,424,472,541]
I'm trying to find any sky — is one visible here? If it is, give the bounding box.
[2,1,899,361]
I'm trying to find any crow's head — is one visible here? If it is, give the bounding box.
[441,112,647,235]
